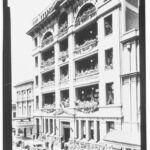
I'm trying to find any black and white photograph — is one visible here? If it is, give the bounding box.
[2,0,147,150]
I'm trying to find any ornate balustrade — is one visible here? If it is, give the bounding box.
[60,75,69,82]
[58,22,68,38]
[59,51,69,62]
[75,7,97,27]
[74,38,98,56]
[41,36,53,48]
[41,104,55,113]
[75,66,98,78]
[41,58,55,71]
[42,81,55,88]
[75,100,99,113]
[69,139,111,150]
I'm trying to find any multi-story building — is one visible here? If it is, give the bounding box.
[27,0,140,149]
[14,80,34,139]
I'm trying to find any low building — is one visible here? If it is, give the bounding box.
[13,80,34,139]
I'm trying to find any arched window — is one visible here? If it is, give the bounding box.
[75,3,96,27]
[41,32,53,47]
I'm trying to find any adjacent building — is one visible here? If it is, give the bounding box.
[27,0,140,149]
[13,80,34,139]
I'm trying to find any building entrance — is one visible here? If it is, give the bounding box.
[62,122,70,142]
[24,128,26,137]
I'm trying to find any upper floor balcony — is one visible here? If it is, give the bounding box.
[41,58,55,72]
[75,5,97,28]
[75,84,99,113]
[58,12,68,38]
[41,92,55,113]
[60,65,69,84]
[75,54,98,83]
[74,22,98,58]
[41,47,55,72]
[41,35,54,48]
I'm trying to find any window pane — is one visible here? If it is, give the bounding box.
[126,7,138,31]
[104,15,112,36]
[126,0,138,8]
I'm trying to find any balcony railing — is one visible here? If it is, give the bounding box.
[75,7,97,27]
[75,100,99,113]
[74,38,98,56]
[75,66,98,78]
[60,75,69,82]
[41,58,55,71]
[41,104,55,113]
[58,22,68,38]
[41,36,53,48]
[61,99,70,108]
[42,81,55,88]
[59,51,69,62]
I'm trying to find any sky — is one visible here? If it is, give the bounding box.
[10,0,54,100]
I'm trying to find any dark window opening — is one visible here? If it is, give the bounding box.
[35,56,38,67]
[105,49,113,69]
[36,96,39,109]
[42,32,53,47]
[106,83,114,105]
[60,38,68,52]
[106,121,114,133]
[75,54,98,76]
[76,120,79,138]
[13,112,16,118]
[60,65,69,81]
[76,84,99,103]
[81,121,86,139]
[125,7,138,32]
[41,47,54,61]
[34,37,38,47]
[42,93,55,106]
[97,121,100,141]
[89,121,94,140]
[46,119,48,133]
[35,76,38,87]
[59,12,68,33]
[104,15,112,36]
[42,70,55,86]
[75,22,97,47]
[60,90,69,107]
[50,119,53,134]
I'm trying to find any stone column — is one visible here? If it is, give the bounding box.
[94,120,97,142]
[68,33,75,108]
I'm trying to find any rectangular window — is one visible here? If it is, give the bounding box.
[50,119,53,134]
[104,15,112,36]
[30,128,32,135]
[106,121,114,133]
[35,56,38,67]
[106,82,114,105]
[105,49,113,69]
[89,121,94,140]
[35,76,38,87]
[36,96,39,109]
[13,112,16,118]
[34,37,38,47]
[76,120,79,138]
[81,120,86,139]
[97,121,100,141]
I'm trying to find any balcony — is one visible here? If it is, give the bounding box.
[59,51,69,63]
[75,7,96,27]
[42,81,55,88]
[41,58,55,72]
[58,21,68,38]
[75,85,99,113]
[41,35,53,48]
[41,104,55,113]
[76,65,98,78]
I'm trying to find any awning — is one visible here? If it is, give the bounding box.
[103,130,140,146]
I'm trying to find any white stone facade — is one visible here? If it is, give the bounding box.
[14,80,34,139]
[27,0,140,149]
